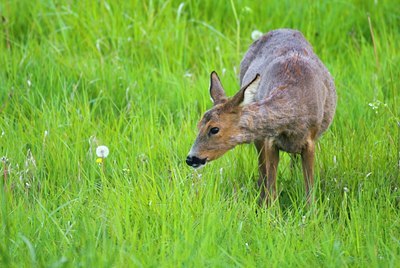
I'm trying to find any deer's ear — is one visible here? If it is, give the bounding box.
[232,74,261,106]
[209,71,227,105]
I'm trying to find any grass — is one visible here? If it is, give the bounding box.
[0,0,399,267]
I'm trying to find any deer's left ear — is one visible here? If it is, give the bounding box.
[209,71,227,105]
[231,74,261,106]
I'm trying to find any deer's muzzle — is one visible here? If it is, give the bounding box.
[186,155,207,169]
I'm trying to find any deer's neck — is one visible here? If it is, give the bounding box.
[238,98,294,143]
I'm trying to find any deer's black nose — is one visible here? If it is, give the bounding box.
[186,155,207,168]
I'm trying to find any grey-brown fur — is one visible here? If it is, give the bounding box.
[239,29,336,152]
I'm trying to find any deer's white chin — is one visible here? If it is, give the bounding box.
[193,164,205,170]
[192,158,210,169]
[192,161,207,169]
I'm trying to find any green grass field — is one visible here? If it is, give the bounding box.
[0,0,399,267]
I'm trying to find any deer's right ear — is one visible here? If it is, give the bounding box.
[209,71,227,105]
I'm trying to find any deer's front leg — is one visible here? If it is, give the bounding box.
[301,139,315,204]
[255,139,279,206]
[255,140,267,201]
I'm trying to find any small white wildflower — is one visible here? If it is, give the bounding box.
[368,100,387,114]
[343,187,349,193]
[251,30,263,41]
[184,71,193,78]
[27,79,32,87]
[302,215,306,224]
[222,68,226,76]
[368,102,379,114]
[96,145,109,158]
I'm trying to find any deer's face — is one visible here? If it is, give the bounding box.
[186,105,242,168]
[186,71,260,169]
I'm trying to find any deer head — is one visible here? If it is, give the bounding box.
[186,71,260,168]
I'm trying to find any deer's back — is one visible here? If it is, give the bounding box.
[240,29,336,152]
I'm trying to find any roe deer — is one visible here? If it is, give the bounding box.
[186,29,337,205]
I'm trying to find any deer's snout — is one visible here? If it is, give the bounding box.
[186,155,207,168]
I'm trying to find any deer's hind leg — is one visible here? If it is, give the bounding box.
[255,139,280,206]
[301,139,315,204]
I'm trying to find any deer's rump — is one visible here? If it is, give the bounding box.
[240,29,337,153]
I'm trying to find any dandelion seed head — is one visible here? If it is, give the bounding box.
[251,30,263,41]
[243,6,253,13]
[96,145,109,158]
[184,71,193,78]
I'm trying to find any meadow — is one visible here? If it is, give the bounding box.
[0,0,399,267]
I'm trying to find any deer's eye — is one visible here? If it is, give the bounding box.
[209,127,220,135]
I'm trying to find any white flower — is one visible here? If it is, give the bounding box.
[96,145,109,158]
[251,30,263,41]
[184,71,193,78]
